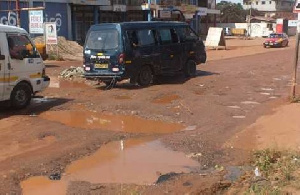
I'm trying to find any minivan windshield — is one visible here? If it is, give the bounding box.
[85,29,119,50]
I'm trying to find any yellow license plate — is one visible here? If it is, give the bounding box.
[95,64,108,69]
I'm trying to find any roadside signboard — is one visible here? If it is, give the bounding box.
[288,20,298,27]
[29,10,44,34]
[45,22,58,45]
[159,10,171,18]
[205,27,226,48]
[197,7,207,16]
[113,5,126,12]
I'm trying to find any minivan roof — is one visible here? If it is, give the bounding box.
[90,21,189,30]
[0,24,27,33]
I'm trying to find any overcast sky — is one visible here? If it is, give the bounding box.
[216,0,243,4]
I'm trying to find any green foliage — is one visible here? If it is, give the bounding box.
[217,1,247,23]
[247,149,300,193]
[247,184,281,195]
[253,149,281,176]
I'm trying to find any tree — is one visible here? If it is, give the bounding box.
[217,1,247,23]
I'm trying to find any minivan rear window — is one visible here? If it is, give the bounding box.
[86,29,119,50]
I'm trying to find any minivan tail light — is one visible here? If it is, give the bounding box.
[118,53,125,64]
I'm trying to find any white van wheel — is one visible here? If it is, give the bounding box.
[184,60,197,78]
[137,66,153,86]
[11,83,32,109]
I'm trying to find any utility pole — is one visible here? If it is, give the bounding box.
[291,13,300,99]
[247,2,252,39]
[16,0,21,27]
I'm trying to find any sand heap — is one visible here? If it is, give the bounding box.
[33,36,83,61]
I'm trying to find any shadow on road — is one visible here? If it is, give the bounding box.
[0,97,72,120]
[45,64,60,68]
[96,70,218,91]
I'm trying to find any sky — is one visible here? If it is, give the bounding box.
[216,0,243,4]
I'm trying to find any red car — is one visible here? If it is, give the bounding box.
[263,33,289,48]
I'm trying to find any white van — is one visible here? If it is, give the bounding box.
[0,24,50,109]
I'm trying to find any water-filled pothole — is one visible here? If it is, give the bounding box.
[21,137,200,195]
[39,111,184,134]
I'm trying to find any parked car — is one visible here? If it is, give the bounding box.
[263,33,289,48]
[83,21,206,88]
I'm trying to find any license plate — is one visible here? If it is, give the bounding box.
[95,63,108,69]
[269,43,273,45]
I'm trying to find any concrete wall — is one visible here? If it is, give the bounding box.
[214,23,275,37]
[0,1,70,38]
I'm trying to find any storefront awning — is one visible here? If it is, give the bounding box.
[70,0,110,6]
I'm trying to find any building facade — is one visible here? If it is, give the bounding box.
[243,0,295,18]
[0,0,219,44]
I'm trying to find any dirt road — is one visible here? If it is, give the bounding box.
[0,38,296,194]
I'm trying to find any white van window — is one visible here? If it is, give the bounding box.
[86,30,119,50]
[7,35,39,59]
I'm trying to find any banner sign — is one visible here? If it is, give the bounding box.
[45,22,58,45]
[205,27,226,48]
[29,10,44,34]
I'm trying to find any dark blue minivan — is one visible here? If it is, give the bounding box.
[83,21,206,87]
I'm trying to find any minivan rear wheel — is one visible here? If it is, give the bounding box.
[184,60,197,78]
[10,82,32,109]
[137,66,153,86]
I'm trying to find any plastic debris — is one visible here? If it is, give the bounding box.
[254,167,261,177]
[49,173,61,180]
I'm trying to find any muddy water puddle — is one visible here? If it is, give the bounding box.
[49,77,88,89]
[39,110,184,134]
[152,94,181,104]
[21,137,200,195]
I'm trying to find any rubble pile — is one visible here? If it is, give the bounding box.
[33,36,83,61]
[59,66,84,79]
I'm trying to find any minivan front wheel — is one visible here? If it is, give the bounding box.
[10,83,32,109]
[184,60,197,78]
[137,66,153,86]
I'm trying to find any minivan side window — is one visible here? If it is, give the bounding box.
[138,30,156,46]
[159,29,172,45]
[127,30,156,48]
[159,29,179,45]
[177,27,198,42]
[127,31,139,47]
[7,35,39,60]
